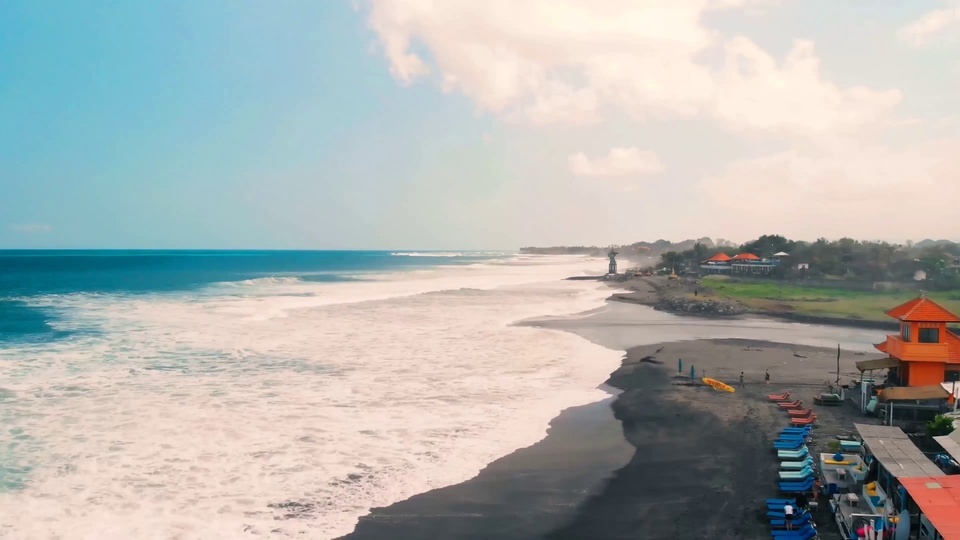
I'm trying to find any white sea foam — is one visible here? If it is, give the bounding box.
[0,255,621,539]
[389,251,509,257]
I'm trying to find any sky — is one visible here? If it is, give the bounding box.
[2,1,959,249]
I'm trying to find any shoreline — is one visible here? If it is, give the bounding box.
[599,275,899,331]
[339,389,634,540]
[341,318,880,539]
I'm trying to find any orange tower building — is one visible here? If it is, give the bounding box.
[875,295,960,387]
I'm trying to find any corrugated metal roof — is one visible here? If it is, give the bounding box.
[879,384,950,402]
[900,476,960,539]
[934,431,960,465]
[854,423,946,478]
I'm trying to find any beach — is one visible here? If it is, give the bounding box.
[343,297,886,540]
[2,253,889,539]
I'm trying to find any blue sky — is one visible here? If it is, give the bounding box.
[3,1,959,249]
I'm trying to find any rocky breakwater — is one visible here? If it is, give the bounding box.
[654,296,748,317]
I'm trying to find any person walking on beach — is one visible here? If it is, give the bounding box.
[765,369,770,385]
[783,503,794,530]
[739,371,745,388]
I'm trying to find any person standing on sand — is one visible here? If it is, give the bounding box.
[739,371,745,388]
[765,369,770,385]
[783,503,794,530]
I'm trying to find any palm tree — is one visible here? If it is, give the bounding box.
[692,241,707,264]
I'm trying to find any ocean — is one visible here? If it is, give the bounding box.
[0,250,621,539]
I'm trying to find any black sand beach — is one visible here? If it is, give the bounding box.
[341,392,634,540]
[342,301,884,540]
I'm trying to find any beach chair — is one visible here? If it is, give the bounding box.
[770,514,813,529]
[777,448,809,460]
[779,479,814,493]
[771,524,818,540]
[775,433,807,442]
[779,475,815,487]
[787,408,815,418]
[779,464,814,476]
[780,457,814,470]
[766,498,796,506]
[781,425,812,433]
[790,415,818,426]
[778,400,803,409]
[813,393,842,406]
[779,470,814,481]
[774,439,805,450]
[767,503,811,514]
[839,440,861,451]
[767,508,811,519]
[768,392,790,401]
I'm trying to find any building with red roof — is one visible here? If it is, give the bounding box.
[704,252,732,263]
[699,252,781,275]
[899,476,960,539]
[874,295,960,387]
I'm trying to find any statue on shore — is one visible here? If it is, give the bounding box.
[607,247,618,275]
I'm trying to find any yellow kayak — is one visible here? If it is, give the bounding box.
[703,377,735,393]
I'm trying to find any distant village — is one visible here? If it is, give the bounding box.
[524,235,960,289]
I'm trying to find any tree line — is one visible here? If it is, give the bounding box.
[656,235,960,288]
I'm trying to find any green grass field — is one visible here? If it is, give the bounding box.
[698,278,960,321]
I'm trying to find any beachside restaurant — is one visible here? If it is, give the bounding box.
[698,252,782,275]
[829,424,947,538]
[822,425,941,535]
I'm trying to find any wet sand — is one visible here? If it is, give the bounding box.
[341,303,886,540]
[341,391,634,540]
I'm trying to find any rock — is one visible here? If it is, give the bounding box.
[653,296,748,317]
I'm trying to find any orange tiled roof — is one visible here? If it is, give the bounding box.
[875,341,889,354]
[947,331,960,363]
[885,297,960,322]
[730,253,761,261]
[899,476,960,539]
[704,252,732,263]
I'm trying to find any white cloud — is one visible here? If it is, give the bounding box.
[569,147,665,177]
[9,223,53,234]
[898,6,960,48]
[364,0,899,137]
[697,138,960,238]
[714,38,901,137]
[364,1,959,242]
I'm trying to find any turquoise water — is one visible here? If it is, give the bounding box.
[0,250,502,343]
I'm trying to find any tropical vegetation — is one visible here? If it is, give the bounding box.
[657,235,960,290]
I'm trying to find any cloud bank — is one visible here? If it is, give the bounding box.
[364,0,960,241]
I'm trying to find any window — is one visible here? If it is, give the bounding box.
[901,325,911,342]
[919,328,940,343]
